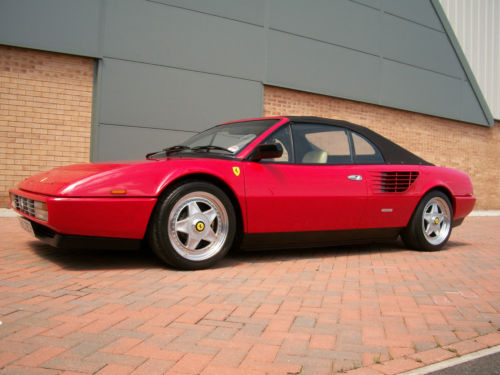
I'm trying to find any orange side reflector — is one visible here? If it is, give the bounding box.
[110,189,127,195]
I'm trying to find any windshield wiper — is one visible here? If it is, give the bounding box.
[190,145,233,153]
[146,145,190,159]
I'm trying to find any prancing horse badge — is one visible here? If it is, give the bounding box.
[232,167,240,176]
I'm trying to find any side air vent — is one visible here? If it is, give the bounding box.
[371,171,419,193]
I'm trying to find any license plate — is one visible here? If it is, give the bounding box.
[19,217,35,236]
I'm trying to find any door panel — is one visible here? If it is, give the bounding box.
[361,164,423,228]
[243,162,368,233]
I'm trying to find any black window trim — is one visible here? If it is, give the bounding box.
[251,121,386,165]
[349,130,385,164]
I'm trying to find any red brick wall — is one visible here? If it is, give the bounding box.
[264,86,500,209]
[0,45,94,208]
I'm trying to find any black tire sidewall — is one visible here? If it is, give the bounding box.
[151,181,236,269]
[411,190,453,251]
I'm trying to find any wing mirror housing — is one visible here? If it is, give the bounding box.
[249,143,283,162]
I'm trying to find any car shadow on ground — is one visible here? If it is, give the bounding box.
[26,238,469,272]
[29,241,165,270]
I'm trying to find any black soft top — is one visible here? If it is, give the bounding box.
[286,116,431,165]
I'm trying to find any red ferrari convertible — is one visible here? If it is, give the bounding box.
[10,117,475,269]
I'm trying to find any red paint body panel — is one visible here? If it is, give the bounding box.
[244,162,367,232]
[9,116,476,244]
[48,197,157,238]
[10,187,155,238]
[11,158,247,239]
[454,196,476,220]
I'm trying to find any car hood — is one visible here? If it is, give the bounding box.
[17,161,152,196]
[16,157,240,197]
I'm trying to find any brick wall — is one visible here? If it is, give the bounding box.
[0,46,94,208]
[264,86,500,209]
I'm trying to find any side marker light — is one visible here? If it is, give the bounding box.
[110,189,127,195]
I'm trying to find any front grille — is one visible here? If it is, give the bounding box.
[371,171,419,193]
[13,194,36,217]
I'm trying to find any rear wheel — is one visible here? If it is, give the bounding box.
[149,181,236,269]
[402,190,453,251]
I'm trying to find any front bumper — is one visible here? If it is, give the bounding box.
[23,218,142,250]
[9,188,157,240]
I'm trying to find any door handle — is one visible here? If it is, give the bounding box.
[347,175,363,181]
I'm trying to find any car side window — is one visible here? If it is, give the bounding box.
[292,123,352,164]
[351,132,384,163]
[261,124,293,163]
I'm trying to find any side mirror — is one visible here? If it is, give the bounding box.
[249,143,283,162]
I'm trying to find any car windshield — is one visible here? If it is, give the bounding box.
[145,119,279,159]
[180,119,278,155]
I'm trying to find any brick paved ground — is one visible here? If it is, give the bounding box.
[0,216,499,375]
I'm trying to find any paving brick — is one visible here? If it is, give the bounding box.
[129,358,174,375]
[245,343,280,362]
[444,339,487,355]
[94,364,135,375]
[1,216,500,375]
[40,354,105,374]
[309,334,336,350]
[100,337,143,355]
[0,352,22,368]
[475,331,500,347]
[345,367,384,375]
[201,365,265,375]
[168,353,213,374]
[371,358,423,375]
[14,347,66,367]
[410,347,456,365]
[0,366,61,375]
[209,348,247,368]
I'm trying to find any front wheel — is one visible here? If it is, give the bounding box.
[149,181,236,269]
[402,191,453,251]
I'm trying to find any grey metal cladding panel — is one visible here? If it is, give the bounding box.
[383,0,442,30]
[97,125,195,161]
[148,0,266,26]
[352,0,381,9]
[380,59,463,121]
[461,82,488,125]
[103,0,264,81]
[99,58,263,132]
[266,31,380,104]
[269,0,380,55]
[0,0,101,58]
[381,14,463,79]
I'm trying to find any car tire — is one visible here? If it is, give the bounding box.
[402,190,453,251]
[149,181,236,269]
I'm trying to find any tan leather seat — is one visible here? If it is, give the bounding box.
[302,150,327,163]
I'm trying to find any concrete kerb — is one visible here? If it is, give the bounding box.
[0,208,19,218]
[398,344,500,375]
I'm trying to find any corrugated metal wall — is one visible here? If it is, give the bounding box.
[440,0,500,119]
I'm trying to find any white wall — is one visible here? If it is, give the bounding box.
[440,0,500,120]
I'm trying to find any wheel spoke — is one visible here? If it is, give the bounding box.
[425,224,435,236]
[203,228,217,243]
[185,235,200,251]
[423,213,434,222]
[205,208,217,224]
[188,201,202,216]
[175,218,191,234]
